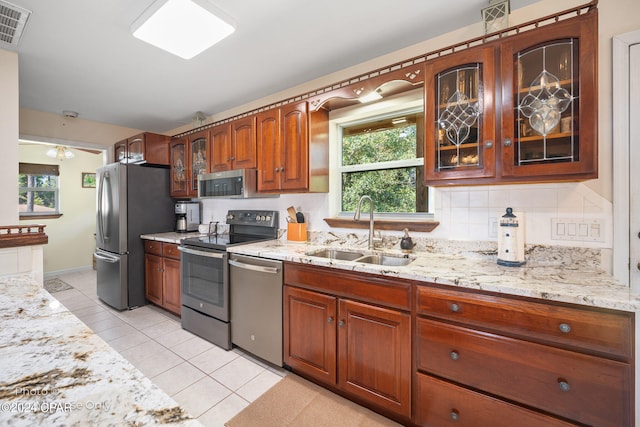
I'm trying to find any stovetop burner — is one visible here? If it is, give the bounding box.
[181,209,279,251]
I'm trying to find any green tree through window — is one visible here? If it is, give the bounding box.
[19,163,60,216]
[340,111,427,213]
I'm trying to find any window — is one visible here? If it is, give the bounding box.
[19,163,61,218]
[336,102,428,216]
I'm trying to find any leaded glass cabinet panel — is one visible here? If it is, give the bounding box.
[425,46,496,183]
[500,12,597,180]
[190,133,208,193]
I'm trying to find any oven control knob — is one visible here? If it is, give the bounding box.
[265,215,271,221]
[226,213,234,220]
[257,215,263,221]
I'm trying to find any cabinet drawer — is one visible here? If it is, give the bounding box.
[416,373,576,427]
[144,240,163,256]
[416,284,633,359]
[163,243,180,260]
[416,318,631,427]
[284,263,411,310]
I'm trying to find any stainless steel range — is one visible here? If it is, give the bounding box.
[178,210,279,349]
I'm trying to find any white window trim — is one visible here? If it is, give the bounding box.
[328,89,433,219]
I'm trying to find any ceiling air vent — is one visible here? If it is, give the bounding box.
[0,0,31,48]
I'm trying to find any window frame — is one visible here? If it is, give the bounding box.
[329,89,433,219]
[18,163,62,219]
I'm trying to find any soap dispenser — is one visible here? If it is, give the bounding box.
[400,228,415,252]
[497,207,525,267]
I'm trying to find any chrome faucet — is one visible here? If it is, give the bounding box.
[354,195,376,249]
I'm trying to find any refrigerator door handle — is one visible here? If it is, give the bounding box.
[94,250,119,263]
[97,171,111,243]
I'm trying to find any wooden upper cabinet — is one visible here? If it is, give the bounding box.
[256,108,281,191]
[424,11,597,186]
[212,117,257,171]
[500,11,597,180]
[425,45,497,183]
[169,138,189,198]
[114,132,169,165]
[210,122,232,172]
[231,116,257,169]
[257,101,328,193]
[189,130,210,194]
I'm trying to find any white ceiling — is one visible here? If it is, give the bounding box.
[11,0,537,135]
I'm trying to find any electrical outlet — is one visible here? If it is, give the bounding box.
[551,218,605,242]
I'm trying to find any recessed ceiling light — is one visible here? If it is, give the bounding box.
[131,0,235,60]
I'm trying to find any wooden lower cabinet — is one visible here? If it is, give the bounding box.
[414,283,634,427]
[416,373,575,427]
[283,263,412,421]
[144,241,181,316]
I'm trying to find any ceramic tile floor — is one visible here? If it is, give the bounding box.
[49,269,286,427]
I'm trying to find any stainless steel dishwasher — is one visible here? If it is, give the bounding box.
[229,253,283,366]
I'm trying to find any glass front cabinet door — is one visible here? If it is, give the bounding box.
[170,138,189,198]
[499,12,597,180]
[189,131,209,195]
[425,46,497,183]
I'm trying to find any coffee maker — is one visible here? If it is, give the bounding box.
[175,201,200,232]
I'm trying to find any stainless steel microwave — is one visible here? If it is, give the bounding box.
[197,169,278,199]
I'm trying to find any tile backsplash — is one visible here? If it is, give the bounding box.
[201,182,611,251]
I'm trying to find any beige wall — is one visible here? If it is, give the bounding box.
[18,145,104,274]
[0,49,19,225]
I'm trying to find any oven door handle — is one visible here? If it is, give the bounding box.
[178,246,226,259]
[229,259,280,274]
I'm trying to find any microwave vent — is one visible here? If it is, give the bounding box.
[0,0,30,48]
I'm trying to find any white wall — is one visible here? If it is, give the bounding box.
[0,49,19,225]
[18,145,104,274]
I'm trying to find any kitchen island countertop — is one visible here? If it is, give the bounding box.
[0,274,201,426]
[141,231,201,244]
[227,239,640,313]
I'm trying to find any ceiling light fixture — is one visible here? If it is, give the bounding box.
[131,0,235,60]
[46,146,74,160]
[358,89,383,104]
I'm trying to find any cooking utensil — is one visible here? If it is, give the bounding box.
[287,206,298,223]
[296,212,305,223]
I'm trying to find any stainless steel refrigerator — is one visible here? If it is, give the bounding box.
[94,163,174,310]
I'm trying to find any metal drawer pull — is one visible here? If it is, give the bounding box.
[338,320,345,327]
[559,323,572,333]
[450,351,460,361]
[558,379,571,392]
[328,317,333,324]
[450,303,460,313]
[450,410,459,421]
[177,246,225,259]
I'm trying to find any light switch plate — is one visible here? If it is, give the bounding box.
[551,218,605,242]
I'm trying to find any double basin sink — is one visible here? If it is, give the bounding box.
[306,248,415,267]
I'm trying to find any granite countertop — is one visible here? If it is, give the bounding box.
[0,275,201,426]
[141,231,201,244]
[227,239,640,313]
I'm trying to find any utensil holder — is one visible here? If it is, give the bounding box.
[287,223,307,242]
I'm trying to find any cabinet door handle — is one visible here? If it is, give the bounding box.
[274,167,279,172]
[450,351,460,361]
[485,140,494,148]
[338,320,345,327]
[558,379,571,392]
[559,323,571,333]
[450,410,460,421]
[503,138,512,147]
[327,317,333,324]
[450,303,460,313]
